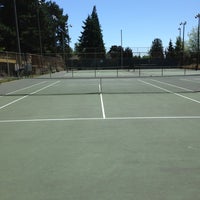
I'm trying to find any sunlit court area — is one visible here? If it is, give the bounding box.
[1,0,200,199]
[1,69,200,199]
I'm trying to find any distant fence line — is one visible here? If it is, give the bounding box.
[0,50,198,77]
[0,52,65,77]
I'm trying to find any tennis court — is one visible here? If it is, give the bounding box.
[1,70,200,200]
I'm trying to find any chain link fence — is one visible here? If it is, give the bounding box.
[0,51,65,78]
[0,49,198,79]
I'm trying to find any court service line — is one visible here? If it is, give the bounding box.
[150,79,193,92]
[1,115,200,123]
[139,79,200,104]
[99,84,106,119]
[0,81,60,110]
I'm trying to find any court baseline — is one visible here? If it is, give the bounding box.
[1,115,200,123]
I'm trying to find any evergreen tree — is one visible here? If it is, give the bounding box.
[174,36,182,63]
[76,6,105,58]
[166,39,175,59]
[149,38,164,59]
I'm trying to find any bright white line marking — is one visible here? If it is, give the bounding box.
[0,81,60,110]
[6,81,47,95]
[139,79,200,104]
[1,116,200,123]
[150,79,193,92]
[99,83,106,119]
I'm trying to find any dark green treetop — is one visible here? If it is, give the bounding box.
[149,38,164,59]
[76,6,105,58]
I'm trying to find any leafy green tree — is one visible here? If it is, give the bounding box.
[0,0,18,51]
[188,27,198,53]
[107,46,133,67]
[76,6,105,58]
[149,38,164,59]
[0,0,70,54]
[42,1,69,54]
[124,47,133,58]
[108,45,123,59]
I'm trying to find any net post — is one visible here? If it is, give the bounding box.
[49,65,52,78]
[99,77,102,93]
[72,68,74,78]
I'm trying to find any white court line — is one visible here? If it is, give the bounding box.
[99,83,106,119]
[1,115,200,123]
[139,79,200,104]
[150,79,193,92]
[0,81,60,110]
[6,81,47,95]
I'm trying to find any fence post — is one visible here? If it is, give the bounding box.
[6,52,10,76]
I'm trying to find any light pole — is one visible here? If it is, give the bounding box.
[58,27,65,59]
[195,14,200,70]
[37,0,42,56]
[120,29,123,68]
[13,0,21,73]
[178,27,181,39]
[180,21,187,65]
[67,24,72,72]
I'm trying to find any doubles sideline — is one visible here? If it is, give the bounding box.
[139,79,200,104]
[0,81,60,110]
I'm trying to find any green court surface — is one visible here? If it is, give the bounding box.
[1,72,200,200]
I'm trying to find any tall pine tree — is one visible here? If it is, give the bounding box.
[76,6,105,58]
[166,39,175,59]
[174,36,182,64]
[149,38,164,59]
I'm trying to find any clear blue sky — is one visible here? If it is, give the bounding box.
[54,0,199,51]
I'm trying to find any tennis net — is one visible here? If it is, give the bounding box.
[1,75,200,96]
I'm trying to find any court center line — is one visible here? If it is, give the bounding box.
[0,81,60,110]
[99,83,106,119]
[1,115,200,123]
[138,79,200,104]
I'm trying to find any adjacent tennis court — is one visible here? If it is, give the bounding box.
[1,70,200,200]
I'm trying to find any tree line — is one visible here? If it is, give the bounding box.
[0,1,199,68]
[0,0,70,54]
